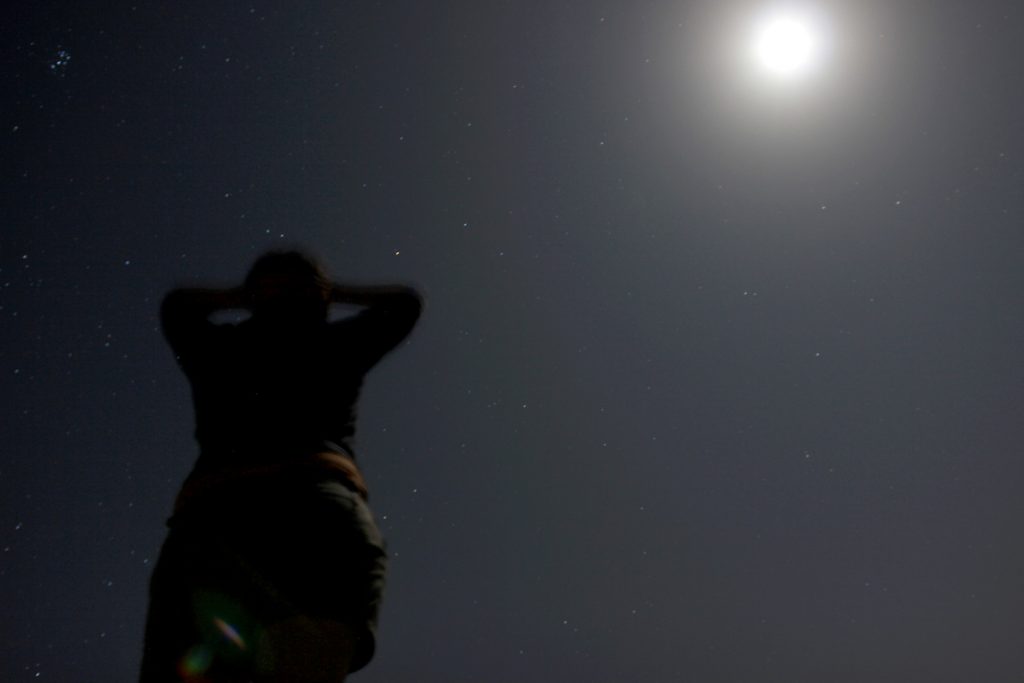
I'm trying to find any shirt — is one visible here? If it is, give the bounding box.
[161,288,421,480]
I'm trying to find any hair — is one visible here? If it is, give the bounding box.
[244,250,330,293]
[243,250,331,320]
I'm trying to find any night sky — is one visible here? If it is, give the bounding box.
[4,1,1024,681]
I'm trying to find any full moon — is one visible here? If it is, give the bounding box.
[752,11,821,79]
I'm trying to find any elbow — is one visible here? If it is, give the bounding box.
[159,290,190,342]
[388,286,424,334]
[400,287,425,324]
[160,290,187,327]
[406,287,425,315]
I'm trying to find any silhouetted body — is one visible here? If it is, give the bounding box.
[140,252,421,682]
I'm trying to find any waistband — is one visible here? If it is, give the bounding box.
[173,451,369,517]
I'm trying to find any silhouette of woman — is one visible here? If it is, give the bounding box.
[140,251,422,682]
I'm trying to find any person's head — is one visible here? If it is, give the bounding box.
[244,250,330,322]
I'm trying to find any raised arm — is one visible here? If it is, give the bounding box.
[329,283,423,364]
[330,283,421,309]
[160,287,247,359]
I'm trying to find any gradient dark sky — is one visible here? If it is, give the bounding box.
[3,1,1024,681]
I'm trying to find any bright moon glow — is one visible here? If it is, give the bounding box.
[752,12,820,78]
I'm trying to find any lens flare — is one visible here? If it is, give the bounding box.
[214,616,247,650]
[178,644,213,679]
